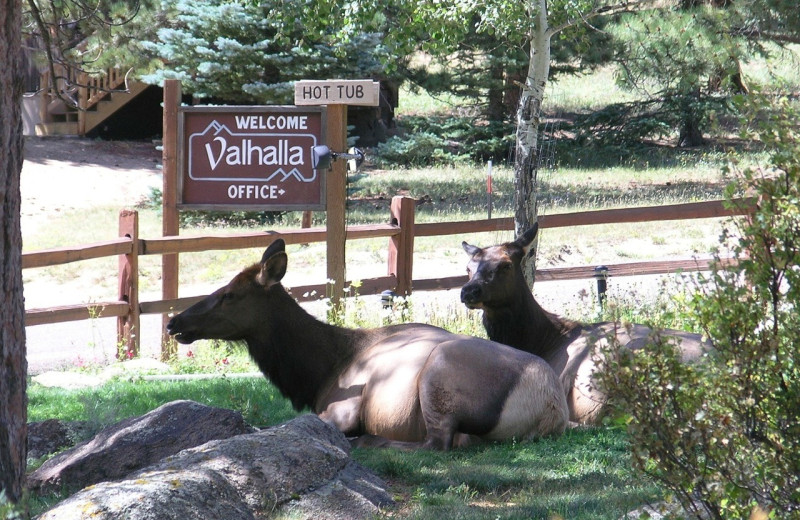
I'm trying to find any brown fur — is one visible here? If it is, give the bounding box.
[167,239,569,450]
[461,225,710,425]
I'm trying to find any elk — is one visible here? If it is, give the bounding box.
[167,239,569,450]
[460,224,709,426]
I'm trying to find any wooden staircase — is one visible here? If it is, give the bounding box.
[35,68,150,137]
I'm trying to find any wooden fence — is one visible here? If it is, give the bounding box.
[22,196,754,358]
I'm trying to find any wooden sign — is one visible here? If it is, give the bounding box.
[294,80,380,106]
[178,106,326,210]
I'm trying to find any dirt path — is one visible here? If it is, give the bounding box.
[21,137,162,235]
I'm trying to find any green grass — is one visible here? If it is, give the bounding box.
[26,372,659,519]
[27,375,295,430]
[25,281,696,518]
[546,66,643,114]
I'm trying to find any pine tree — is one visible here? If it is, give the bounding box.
[138,0,391,104]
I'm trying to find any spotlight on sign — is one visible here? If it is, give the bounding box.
[311,145,365,172]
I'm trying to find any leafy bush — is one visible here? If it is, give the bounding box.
[376,132,458,167]
[0,492,23,520]
[597,93,800,518]
[375,116,515,166]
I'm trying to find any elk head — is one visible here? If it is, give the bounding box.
[166,239,288,344]
[460,224,538,310]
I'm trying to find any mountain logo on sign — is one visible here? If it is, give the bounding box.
[265,168,316,183]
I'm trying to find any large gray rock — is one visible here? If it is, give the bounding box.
[36,414,393,520]
[28,400,255,494]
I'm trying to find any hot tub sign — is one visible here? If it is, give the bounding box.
[180,106,326,209]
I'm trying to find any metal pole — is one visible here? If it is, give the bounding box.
[487,160,493,219]
[594,265,609,309]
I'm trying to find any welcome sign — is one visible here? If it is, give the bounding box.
[179,106,326,209]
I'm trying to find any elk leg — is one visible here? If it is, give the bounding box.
[317,394,363,436]
[417,381,460,451]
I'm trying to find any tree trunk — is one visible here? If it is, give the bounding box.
[487,61,506,123]
[0,0,29,505]
[514,0,551,287]
[678,90,706,147]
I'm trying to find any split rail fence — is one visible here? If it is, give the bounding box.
[22,196,754,359]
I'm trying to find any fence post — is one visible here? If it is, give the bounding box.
[388,196,416,296]
[117,209,140,359]
[161,79,181,361]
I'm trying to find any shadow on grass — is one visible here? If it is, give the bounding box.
[353,427,661,520]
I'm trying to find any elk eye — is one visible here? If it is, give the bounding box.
[221,292,235,302]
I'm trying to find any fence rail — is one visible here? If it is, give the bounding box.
[23,197,754,358]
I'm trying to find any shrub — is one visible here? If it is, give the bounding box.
[374,116,515,166]
[571,94,732,149]
[597,93,800,519]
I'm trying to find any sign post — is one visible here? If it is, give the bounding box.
[161,79,181,359]
[295,79,380,304]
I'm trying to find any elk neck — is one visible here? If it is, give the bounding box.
[244,285,367,412]
[481,286,577,361]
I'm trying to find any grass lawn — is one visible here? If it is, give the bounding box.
[26,373,656,519]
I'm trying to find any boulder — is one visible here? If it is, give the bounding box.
[27,419,84,461]
[36,414,393,520]
[28,400,255,494]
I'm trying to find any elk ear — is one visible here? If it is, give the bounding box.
[261,238,286,264]
[512,223,539,255]
[462,241,482,257]
[259,251,287,286]
[259,239,287,286]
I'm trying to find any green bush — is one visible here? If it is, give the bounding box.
[375,116,515,166]
[597,93,800,519]
[0,491,23,520]
[571,94,732,149]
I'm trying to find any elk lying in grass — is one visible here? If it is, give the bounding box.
[460,224,709,426]
[167,239,569,450]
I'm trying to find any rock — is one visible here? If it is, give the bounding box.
[36,414,393,520]
[28,400,255,494]
[27,420,72,461]
[27,419,92,461]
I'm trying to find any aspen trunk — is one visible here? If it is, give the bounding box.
[514,0,551,287]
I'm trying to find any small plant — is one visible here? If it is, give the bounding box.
[168,339,256,375]
[0,491,24,520]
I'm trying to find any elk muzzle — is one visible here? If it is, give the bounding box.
[460,283,485,309]
[166,315,197,344]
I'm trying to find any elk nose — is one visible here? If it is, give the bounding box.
[460,283,482,304]
[166,315,178,333]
